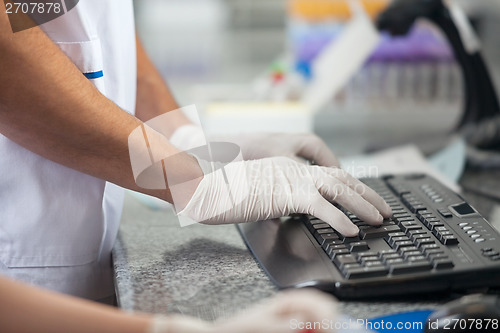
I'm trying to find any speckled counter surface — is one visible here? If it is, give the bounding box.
[112,192,470,321]
[113,193,277,320]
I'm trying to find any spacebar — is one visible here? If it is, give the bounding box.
[359,225,401,239]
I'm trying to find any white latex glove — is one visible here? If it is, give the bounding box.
[169,125,339,167]
[148,289,338,333]
[176,156,392,236]
[215,132,340,167]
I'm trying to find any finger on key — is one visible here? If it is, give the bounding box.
[316,179,383,225]
[307,196,359,236]
[323,168,392,218]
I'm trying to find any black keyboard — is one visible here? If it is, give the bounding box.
[237,174,500,299]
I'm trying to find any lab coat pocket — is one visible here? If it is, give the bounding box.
[56,39,106,94]
[0,165,108,268]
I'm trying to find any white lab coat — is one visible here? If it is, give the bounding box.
[0,0,136,300]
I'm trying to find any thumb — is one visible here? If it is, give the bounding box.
[297,136,340,168]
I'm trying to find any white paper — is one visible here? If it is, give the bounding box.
[428,137,467,185]
[340,145,461,192]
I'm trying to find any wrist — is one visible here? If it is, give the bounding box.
[164,152,204,211]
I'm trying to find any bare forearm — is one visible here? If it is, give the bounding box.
[135,35,192,134]
[0,10,201,203]
[0,276,151,333]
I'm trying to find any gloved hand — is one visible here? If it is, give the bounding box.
[214,132,340,167]
[175,156,392,236]
[148,289,338,333]
[169,124,339,166]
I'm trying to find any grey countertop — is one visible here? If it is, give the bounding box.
[113,193,277,321]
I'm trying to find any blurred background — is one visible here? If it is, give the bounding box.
[133,0,500,156]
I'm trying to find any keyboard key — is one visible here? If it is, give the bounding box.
[403,251,422,260]
[406,255,427,262]
[425,251,444,259]
[339,235,361,243]
[389,261,432,275]
[393,212,410,218]
[409,203,427,213]
[333,254,358,269]
[394,216,412,224]
[360,255,380,263]
[440,235,459,246]
[411,233,430,242]
[388,232,406,238]
[417,212,435,222]
[401,193,417,201]
[436,231,453,240]
[394,240,414,251]
[349,242,370,252]
[329,248,350,259]
[343,266,388,279]
[311,223,331,231]
[378,249,397,256]
[426,221,445,231]
[398,246,419,254]
[424,217,441,224]
[356,251,378,258]
[327,244,347,252]
[407,229,427,237]
[324,240,344,251]
[342,263,362,271]
[433,258,454,269]
[421,244,440,253]
[400,222,422,233]
[388,184,411,196]
[382,253,401,262]
[314,231,336,244]
[353,221,367,227]
[416,238,435,248]
[316,233,340,246]
[395,216,415,224]
[428,253,449,261]
[316,228,335,235]
[359,225,401,239]
[385,258,404,265]
[381,221,397,226]
[389,236,410,247]
[364,260,384,267]
[483,250,500,257]
[438,208,453,218]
